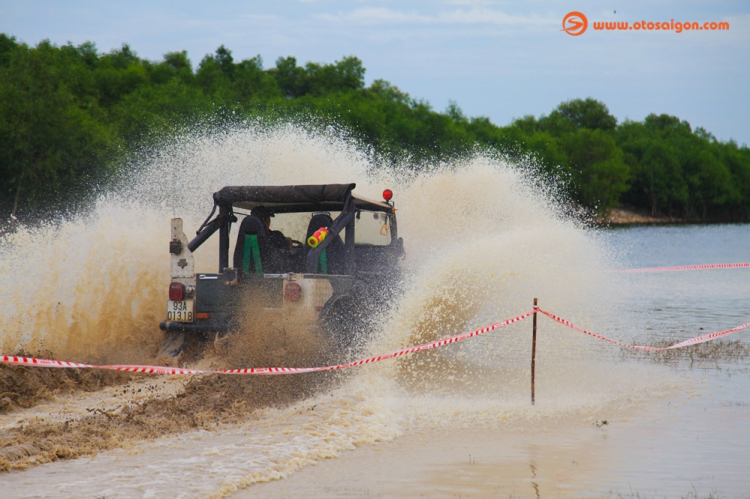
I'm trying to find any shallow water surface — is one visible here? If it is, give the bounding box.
[244,370,750,498]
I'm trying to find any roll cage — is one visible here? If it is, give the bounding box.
[182,183,399,275]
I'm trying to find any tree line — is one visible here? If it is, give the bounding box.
[2,34,749,221]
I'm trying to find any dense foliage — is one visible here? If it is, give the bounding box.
[2,35,749,221]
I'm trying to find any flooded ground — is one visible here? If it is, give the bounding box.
[3,355,748,498]
[1,124,749,498]
[246,369,750,498]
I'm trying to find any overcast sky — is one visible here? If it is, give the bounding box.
[3,0,749,145]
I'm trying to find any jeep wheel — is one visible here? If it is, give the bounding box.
[322,298,366,351]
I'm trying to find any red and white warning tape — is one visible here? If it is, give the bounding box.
[213,310,534,375]
[537,308,750,350]
[0,356,206,375]
[1,311,535,375]
[614,262,750,273]
[3,308,748,374]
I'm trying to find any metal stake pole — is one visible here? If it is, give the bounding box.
[531,298,538,406]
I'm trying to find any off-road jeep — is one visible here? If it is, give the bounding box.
[158,183,403,358]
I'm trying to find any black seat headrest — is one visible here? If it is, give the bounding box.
[305,213,334,248]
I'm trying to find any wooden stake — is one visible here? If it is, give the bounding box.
[531,298,538,406]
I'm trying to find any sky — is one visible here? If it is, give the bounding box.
[2,0,750,145]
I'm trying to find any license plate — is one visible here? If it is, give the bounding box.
[167,300,194,322]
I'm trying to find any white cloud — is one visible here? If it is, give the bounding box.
[315,7,555,28]
[443,8,553,26]
[442,0,499,6]
[316,7,428,24]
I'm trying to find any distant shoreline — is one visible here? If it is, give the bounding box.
[603,208,683,225]
[599,208,748,226]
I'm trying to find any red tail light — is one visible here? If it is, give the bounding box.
[169,282,184,301]
[383,189,393,202]
[284,282,301,302]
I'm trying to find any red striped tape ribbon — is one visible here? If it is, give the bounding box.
[615,262,750,273]
[1,311,535,375]
[2,307,748,374]
[537,308,750,350]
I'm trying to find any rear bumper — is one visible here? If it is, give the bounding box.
[159,320,232,334]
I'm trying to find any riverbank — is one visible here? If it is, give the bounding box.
[599,208,748,225]
[601,208,681,225]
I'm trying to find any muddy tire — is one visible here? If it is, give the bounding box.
[178,334,209,366]
[321,297,367,352]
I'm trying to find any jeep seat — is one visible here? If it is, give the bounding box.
[305,213,345,274]
[233,215,284,274]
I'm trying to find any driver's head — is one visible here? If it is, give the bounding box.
[251,207,273,229]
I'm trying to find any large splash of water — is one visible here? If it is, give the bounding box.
[1,124,369,361]
[1,121,612,364]
[1,119,619,365]
[1,120,688,497]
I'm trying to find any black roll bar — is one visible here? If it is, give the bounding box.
[187,202,235,259]
[306,193,356,273]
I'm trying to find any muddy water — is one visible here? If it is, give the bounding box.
[244,370,750,499]
[1,124,749,497]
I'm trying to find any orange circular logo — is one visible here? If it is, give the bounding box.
[561,11,588,36]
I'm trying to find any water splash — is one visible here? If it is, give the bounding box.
[1,117,624,378]
[0,119,691,498]
[1,122,373,361]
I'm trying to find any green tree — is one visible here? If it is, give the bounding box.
[196,51,231,99]
[523,131,567,176]
[717,140,750,219]
[640,142,687,216]
[0,40,118,217]
[270,56,305,98]
[563,129,629,212]
[684,147,732,218]
[1,37,748,222]
[618,120,687,216]
[233,55,281,101]
[303,56,365,96]
[109,79,213,142]
[540,98,617,135]
[95,44,149,106]
[150,50,194,85]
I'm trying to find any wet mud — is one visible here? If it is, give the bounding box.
[0,361,131,413]
[0,365,339,472]
[0,306,349,473]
